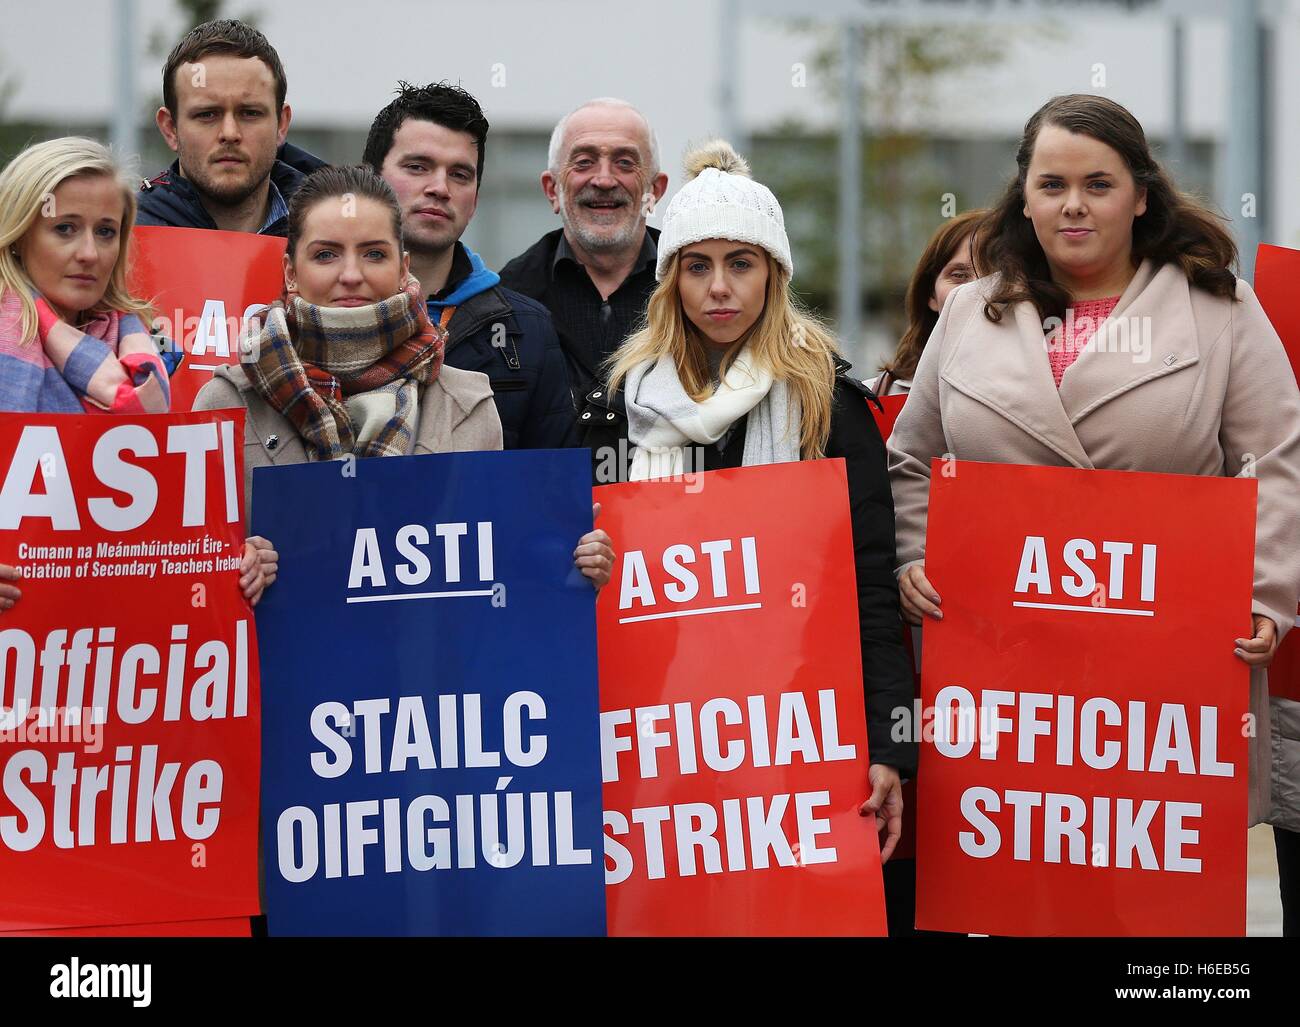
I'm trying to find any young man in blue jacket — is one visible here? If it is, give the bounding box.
[365,82,575,450]
[139,19,326,236]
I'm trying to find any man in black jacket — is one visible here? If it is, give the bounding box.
[138,19,326,236]
[365,82,575,449]
[499,99,668,402]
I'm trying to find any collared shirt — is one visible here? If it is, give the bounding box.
[546,228,658,382]
[261,178,289,234]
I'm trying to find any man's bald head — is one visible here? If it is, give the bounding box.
[547,98,660,176]
[541,97,668,258]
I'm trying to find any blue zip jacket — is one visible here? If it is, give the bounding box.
[434,244,576,450]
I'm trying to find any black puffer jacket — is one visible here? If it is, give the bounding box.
[580,359,918,777]
[500,227,661,405]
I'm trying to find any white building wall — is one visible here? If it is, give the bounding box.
[2,0,1290,253]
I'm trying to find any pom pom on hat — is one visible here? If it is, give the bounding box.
[656,139,793,282]
[682,140,752,180]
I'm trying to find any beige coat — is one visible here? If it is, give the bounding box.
[193,363,503,529]
[888,259,1300,825]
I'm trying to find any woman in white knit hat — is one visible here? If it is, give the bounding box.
[580,140,915,870]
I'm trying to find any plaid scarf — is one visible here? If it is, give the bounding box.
[243,278,444,460]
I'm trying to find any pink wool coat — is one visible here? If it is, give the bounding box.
[888,258,1300,826]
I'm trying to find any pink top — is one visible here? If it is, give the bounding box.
[1049,295,1121,388]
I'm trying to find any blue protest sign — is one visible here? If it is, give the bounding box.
[251,449,606,936]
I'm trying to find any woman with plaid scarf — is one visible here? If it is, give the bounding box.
[194,165,613,596]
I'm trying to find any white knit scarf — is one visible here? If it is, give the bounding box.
[624,344,802,480]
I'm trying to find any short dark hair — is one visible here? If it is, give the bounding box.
[162,19,288,116]
[362,81,490,184]
[286,165,404,260]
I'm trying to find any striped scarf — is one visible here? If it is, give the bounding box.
[243,278,445,460]
[0,288,170,414]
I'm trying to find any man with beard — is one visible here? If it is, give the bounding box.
[138,20,325,235]
[365,82,575,449]
[499,98,668,401]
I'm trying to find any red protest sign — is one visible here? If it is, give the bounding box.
[1271,624,1300,703]
[130,226,286,412]
[867,391,923,864]
[870,394,908,440]
[871,388,920,862]
[1255,243,1300,388]
[0,411,261,931]
[594,460,887,936]
[915,460,1255,936]
[1251,243,1300,700]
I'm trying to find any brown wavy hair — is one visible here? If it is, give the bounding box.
[882,208,988,381]
[977,93,1238,325]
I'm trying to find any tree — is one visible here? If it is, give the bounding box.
[0,54,28,169]
[0,56,16,122]
[749,15,1054,344]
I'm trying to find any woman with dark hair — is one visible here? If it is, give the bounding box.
[194,164,613,590]
[888,95,1300,872]
[870,209,987,397]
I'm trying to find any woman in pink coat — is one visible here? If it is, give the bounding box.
[888,95,1300,892]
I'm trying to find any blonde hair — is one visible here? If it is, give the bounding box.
[0,137,154,345]
[607,139,838,457]
[608,257,840,458]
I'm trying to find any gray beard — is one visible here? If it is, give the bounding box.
[566,217,642,253]
[559,182,644,253]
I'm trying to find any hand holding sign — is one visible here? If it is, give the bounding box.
[1234,614,1278,668]
[239,534,279,606]
[860,762,904,862]
[0,562,20,611]
[573,502,614,593]
[899,561,941,624]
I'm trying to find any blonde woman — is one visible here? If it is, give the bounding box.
[0,137,167,413]
[0,136,269,612]
[580,141,915,860]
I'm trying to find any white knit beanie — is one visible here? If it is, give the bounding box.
[655,140,793,282]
